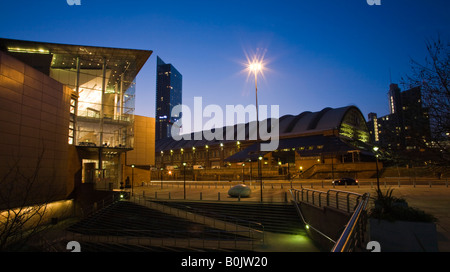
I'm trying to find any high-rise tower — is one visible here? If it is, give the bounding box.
[155,56,182,140]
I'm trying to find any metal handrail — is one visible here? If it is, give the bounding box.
[292,188,363,213]
[331,192,370,252]
[131,196,265,234]
[289,188,371,252]
[66,228,260,251]
[288,189,336,245]
[128,196,265,246]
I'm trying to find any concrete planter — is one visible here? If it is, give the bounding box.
[369,218,438,252]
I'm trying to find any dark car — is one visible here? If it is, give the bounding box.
[332,178,358,185]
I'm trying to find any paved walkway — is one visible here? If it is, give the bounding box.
[128,179,450,252]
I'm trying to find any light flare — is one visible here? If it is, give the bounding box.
[242,48,269,83]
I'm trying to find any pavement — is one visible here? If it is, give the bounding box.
[127,179,450,252]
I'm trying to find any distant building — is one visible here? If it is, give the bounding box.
[155,56,182,140]
[367,83,431,152]
[155,106,379,180]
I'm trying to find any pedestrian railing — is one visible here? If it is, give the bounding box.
[291,188,365,213]
[65,228,259,251]
[289,187,370,252]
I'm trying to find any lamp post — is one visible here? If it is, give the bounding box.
[249,159,252,186]
[373,146,380,191]
[131,164,135,196]
[242,163,245,183]
[183,162,187,200]
[248,58,264,202]
[160,167,163,189]
[258,155,263,201]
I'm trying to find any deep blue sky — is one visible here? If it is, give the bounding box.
[1,0,449,129]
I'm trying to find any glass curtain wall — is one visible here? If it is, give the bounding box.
[49,53,137,189]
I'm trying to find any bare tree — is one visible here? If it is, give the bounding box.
[0,148,67,251]
[402,35,450,166]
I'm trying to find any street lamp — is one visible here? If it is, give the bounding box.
[373,146,380,191]
[258,155,263,202]
[131,164,135,196]
[248,57,265,203]
[160,167,164,189]
[183,162,187,199]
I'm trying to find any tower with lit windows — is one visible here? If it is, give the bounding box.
[155,56,182,140]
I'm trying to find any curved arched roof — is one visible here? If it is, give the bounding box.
[279,105,363,135]
[156,105,367,151]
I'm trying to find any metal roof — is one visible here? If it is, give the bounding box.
[0,38,152,90]
[156,105,366,152]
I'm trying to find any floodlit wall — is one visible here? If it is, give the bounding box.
[126,115,155,166]
[0,52,72,208]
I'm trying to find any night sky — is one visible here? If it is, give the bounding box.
[1,0,449,132]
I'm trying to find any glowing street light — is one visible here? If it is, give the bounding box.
[131,164,135,196]
[183,162,187,199]
[245,52,267,202]
[373,146,380,191]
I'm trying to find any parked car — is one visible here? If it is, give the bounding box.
[332,178,358,185]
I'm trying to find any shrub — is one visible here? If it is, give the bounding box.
[369,188,437,223]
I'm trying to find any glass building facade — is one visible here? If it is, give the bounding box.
[0,38,152,189]
[155,56,182,140]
